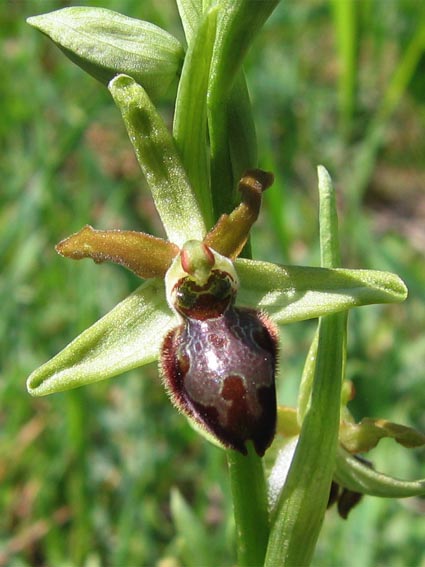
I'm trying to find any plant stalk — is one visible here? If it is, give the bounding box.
[227,444,269,566]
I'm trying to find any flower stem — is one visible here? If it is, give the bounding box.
[227,444,269,567]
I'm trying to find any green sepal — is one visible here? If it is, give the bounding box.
[27,279,176,396]
[109,75,207,246]
[27,7,184,99]
[236,259,408,324]
[334,448,425,498]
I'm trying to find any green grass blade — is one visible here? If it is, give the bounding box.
[330,0,359,138]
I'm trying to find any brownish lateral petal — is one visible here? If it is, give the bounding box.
[204,169,274,259]
[56,225,179,278]
[340,418,425,454]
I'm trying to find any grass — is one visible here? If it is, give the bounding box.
[1,1,425,565]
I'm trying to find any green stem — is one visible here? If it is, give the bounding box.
[227,444,269,567]
[331,0,359,139]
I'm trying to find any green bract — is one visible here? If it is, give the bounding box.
[27,7,184,99]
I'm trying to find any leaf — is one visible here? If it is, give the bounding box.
[109,75,207,245]
[227,73,258,183]
[207,0,279,215]
[27,279,176,396]
[266,314,347,566]
[266,164,346,567]
[27,7,184,99]
[236,259,408,323]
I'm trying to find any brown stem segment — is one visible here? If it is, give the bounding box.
[56,225,179,279]
[204,169,274,259]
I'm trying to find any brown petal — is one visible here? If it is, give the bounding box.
[56,225,179,278]
[204,169,273,259]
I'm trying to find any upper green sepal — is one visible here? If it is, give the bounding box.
[108,75,207,246]
[27,7,184,99]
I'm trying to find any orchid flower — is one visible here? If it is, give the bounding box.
[25,76,406,450]
[26,77,405,404]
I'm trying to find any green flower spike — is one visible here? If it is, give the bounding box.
[26,6,424,564]
[27,77,407,456]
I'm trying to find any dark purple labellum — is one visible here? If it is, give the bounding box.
[161,269,278,456]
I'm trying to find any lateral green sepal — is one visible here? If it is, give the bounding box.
[27,280,176,396]
[236,259,407,323]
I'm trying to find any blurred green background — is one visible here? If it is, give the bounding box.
[1,1,425,565]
